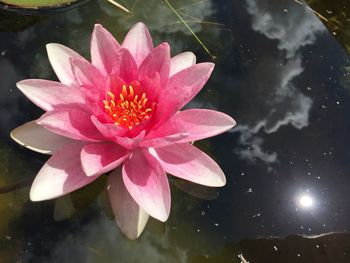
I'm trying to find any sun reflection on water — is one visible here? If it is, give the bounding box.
[298,194,314,209]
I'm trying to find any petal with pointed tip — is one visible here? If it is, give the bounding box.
[11,121,74,155]
[169,52,196,77]
[122,149,170,222]
[46,43,87,86]
[122,22,153,66]
[154,63,215,127]
[30,143,99,201]
[81,143,129,176]
[138,43,170,87]
[91,24,121,76]
[17,79,85,111]
[150,143,226,187]
[107,169,149,239]
[145,109,235,145]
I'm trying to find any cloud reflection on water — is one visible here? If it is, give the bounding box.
[233,0,325,164]
[246,0,324,58]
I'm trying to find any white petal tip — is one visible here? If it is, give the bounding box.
[199,177,226,187]
[46,43,66,56]
[215,179,226,187]
[207,62,215,69]
[154,212,169,222]
[229,119,237,129]
[134,22,146,28]
[29,184,57,201]
[220,114,236,131]
[29,190,44,202]
[85,171,98,177]
[16,80,26,90]
[45,43,55,51]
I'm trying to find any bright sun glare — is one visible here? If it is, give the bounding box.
[298,194,314,208]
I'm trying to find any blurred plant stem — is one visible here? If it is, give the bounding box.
[163,0,216,60]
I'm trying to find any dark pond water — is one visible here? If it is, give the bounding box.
[1,0,350,262]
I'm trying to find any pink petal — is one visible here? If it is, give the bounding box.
[71,58,106,103]
[145,109,236,146]
[169,52,196,77]
[154,63,215,127]
[118,48,138,84]
[30,143,99,201]
[91,24,121,76]
[107,169,149,239]
[91,116,128,139]
[46,43,87,86]
[10,120,74,154]
[17,79,85,111]
[37,109,105,142]
[122,22,154,66]
[114,131,145,150]
[80,143,129,176]
[150,143,226,187]
[138,71,161,102]
[122,149,170,222]
[140,133,189,148]
[138,43,170,87]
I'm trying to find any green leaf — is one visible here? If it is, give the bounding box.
[1,0,79,8]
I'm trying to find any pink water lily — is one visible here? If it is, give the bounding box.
[11,23,236,239]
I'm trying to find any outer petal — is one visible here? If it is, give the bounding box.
[10,121,74,154]
[37,109,105,142]
[169,52,196,77]
[91,24,121,76]
[46,43,87,86]
[150,143,226,187]
[138,43,170,87]
[80,143,129,176]
[17,79,85,111]
[144,109,236,147]
[154,63,215,127]
[122,149,170,222]
[122,22,154,66]
[107,169,149,239]
[30,143,99,201]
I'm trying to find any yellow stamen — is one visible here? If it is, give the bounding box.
[102,84,154,129]
[129,85,134,97]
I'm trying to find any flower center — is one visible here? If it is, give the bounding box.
[103,84,153,129]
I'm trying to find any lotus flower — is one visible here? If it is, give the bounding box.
[11,23,236,239]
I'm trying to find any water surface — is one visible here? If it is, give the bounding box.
[1,0,350,262]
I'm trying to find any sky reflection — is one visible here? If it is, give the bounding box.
[233,0,325,165]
